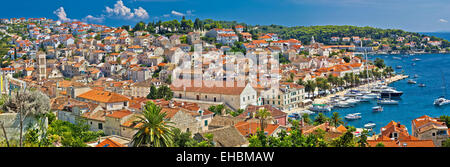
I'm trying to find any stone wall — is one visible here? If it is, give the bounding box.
[0,113,44,140]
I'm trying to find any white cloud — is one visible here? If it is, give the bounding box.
[83,15,105,23]
[439,19,448,23]
[171,10,185,16]
[105,0,149,20]
[53,7,73,22]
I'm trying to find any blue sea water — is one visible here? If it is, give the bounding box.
[320,33,450,134]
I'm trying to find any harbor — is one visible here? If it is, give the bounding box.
[289,53,450,134]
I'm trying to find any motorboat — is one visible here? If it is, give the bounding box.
[377,99,399,105]
[396,65,402,69]
[380,88,403,98]
[344,92,363,97]
[345,98,360,104]
[434,96,450,106]
[298,110,315,115]
[309,104,332,112]
[393,57,401,60]
[364,122,377,129]
[334,101,353,108]
[412,63,416,66]
[412,58,421,61]
[355,96,370,102]
[345,113,362,120]
[413,74,419,78]
[418,83,426,87]
[372,106,383,112]
[364,93,380,99]
[407,79,417,84]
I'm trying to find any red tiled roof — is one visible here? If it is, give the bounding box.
[96,138,125,147]
[77,90,130,103]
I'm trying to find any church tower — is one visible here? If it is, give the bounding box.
[37,52,47,81]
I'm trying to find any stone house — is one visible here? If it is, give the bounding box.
[411,115,449,147]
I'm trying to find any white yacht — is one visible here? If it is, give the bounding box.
[309,104,332,112]
[334,101,353,108]
[377,99,399,105]
[345,113,362,120]
[407,79,417,84]
[364,122,376,129]
[372,106,383,112]
[434,97,450,106]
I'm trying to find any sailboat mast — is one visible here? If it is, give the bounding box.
[442,70,447,98]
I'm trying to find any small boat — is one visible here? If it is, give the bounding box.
[377,99,399,105]
[372,106,383,112]
[413,74,419,78]
[393,57,401,60]
[412,63,416,66]
[434,96,450,106]
[309,104,332,112]
[355,97,369,102]
[412,58,421,61]
[407,79,417,84]
[364,122,377,129]
[345,98,360,104]
[418,83,426,87]
[334,101,353,108]
[345,113,362,120]
[396,65,402,69]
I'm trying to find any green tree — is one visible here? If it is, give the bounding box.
[146,85,158,99]
[133,21,146,31]
[208,104,225,116]
[156,85,173,100]
[358,130,369,147]
[374,58,386,69]
[256,108,271,132]
[330,112,344,127]
[132,101,175,147]
[375,142,385,147]
[314,113,329,125]
[330,131,356,147]
[2,89,50,147]
[305,80,317,99]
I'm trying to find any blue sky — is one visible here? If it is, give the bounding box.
[0,0,449,32]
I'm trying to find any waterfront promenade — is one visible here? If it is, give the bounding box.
[287,74,409,114]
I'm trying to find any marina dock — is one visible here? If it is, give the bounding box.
[287,74,408,114]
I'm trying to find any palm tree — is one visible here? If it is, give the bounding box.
[256,108,271,132]
[330,112,344,127]
[297,79,305,86]
[314,113,329,125]
[305,80,317,99]
[132,101,175,147]
[385,66,394,76]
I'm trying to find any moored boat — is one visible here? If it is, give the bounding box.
[345,113,362,120]
[372,106,383,112]
[364,122,376,129]
[407,79,417,84]
[380,89,403,98]
[377,99,399,105]
[309,104,332,112]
